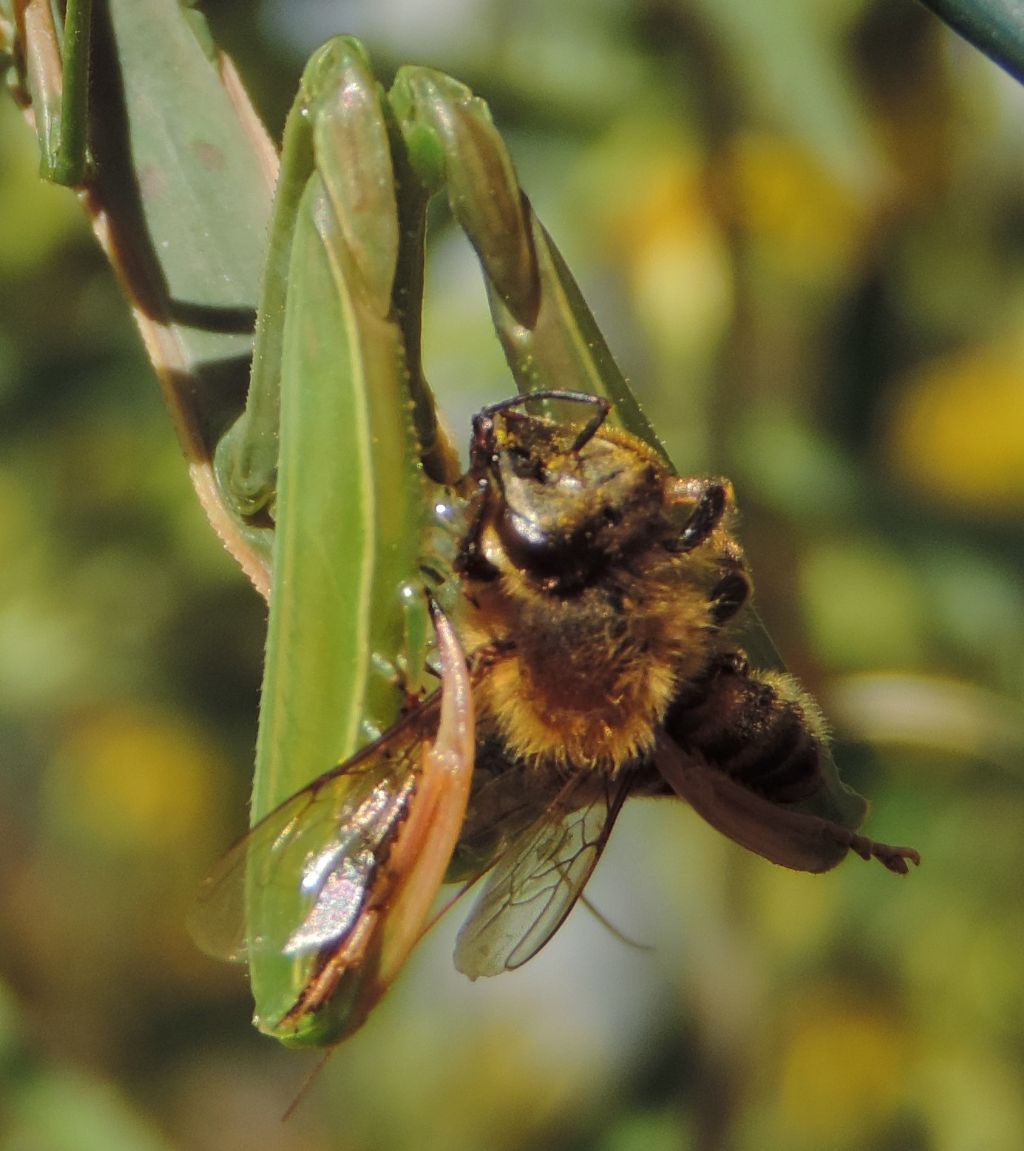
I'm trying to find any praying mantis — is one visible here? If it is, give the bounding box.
[2,0,917,1050]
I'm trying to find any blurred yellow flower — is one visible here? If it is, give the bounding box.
[44,708,225,854]
[577,121,732,376]
[884,345,1024,514]
[726,132,869,283]
[777,991,913,1142]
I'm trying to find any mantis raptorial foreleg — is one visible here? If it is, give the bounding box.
[390,65,667,456]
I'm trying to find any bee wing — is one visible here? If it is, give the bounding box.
[188,695,441,963]
[453,771,632,979]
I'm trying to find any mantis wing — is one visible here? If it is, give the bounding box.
[191,605,476,1046]
[187,701,438,965]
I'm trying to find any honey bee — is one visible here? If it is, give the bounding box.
[192,392,918,1042]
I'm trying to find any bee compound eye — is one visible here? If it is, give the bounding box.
[495,506,607,595]
[497,507,564,572]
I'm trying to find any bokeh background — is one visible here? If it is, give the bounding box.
[2,1,1024,1149]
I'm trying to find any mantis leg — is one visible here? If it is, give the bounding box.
[6,0,91,184]
[234,38,449,819]
[214,40,461,520]
[389,64,669,460]
[226,40,477,1037]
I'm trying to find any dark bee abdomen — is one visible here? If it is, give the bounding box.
[663,653,823,804]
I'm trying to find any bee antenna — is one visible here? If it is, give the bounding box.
[469,392,612,470]
[479,389,610,420]
[569,400,612,453]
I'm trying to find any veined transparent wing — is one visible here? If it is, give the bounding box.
[188,694,442,964]
[453,770,633,979]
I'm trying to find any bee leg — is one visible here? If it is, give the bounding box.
[468,637,516,675]
[653,734,920,874]
[709,567,750,625]
[832,829,922,875]
[668,482,728,553]
[455,494,501,582]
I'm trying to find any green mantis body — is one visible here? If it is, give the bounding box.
[4,7,917,1050]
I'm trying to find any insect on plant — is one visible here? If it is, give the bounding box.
[4,7,919,1052]
[193,385,920,1046]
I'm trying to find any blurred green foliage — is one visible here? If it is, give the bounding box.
[1,1,1023,1149]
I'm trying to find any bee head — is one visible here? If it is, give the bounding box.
[469,408,665,594]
